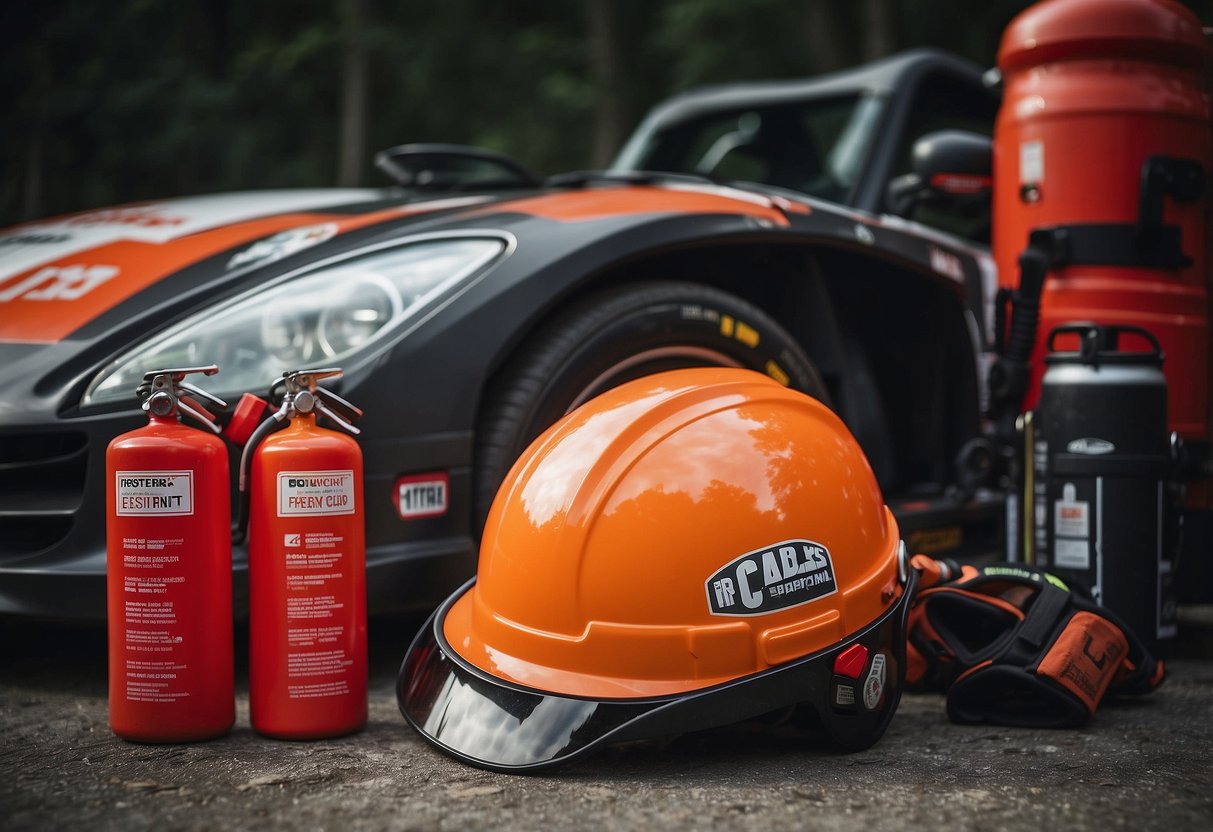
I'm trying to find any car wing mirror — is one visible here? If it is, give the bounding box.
[887,130,992,217]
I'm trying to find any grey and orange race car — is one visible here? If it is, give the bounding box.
[0,51,1002,619]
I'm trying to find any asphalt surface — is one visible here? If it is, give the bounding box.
[3,614,1212,832]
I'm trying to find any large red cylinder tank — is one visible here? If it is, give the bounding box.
[992,0,1211,441]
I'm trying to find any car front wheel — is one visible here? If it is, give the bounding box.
[473,280,827,530]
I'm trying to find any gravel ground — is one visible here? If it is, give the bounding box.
[2,615,1212,832]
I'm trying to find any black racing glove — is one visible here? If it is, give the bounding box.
[906,557,1164,728]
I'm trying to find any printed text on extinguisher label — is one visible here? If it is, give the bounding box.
[277,470,355,516]
[120,534,190,702]
[115,470,194,515]
[283,528,354,701]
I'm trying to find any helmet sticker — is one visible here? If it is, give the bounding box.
[706,539,838,616]
[863,654,887,710]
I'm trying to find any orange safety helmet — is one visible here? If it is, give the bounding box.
[398,368,917,771]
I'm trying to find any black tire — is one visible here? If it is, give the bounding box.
[473,280,827,529]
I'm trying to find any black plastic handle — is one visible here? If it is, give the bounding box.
[1046,323,1163,360]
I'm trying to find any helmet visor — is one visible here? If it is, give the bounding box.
[399,569,918,772]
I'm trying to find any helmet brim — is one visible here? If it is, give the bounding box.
[398,570,918,772]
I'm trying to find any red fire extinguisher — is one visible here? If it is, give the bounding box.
[106,366,234,742]
[244,368,367,739]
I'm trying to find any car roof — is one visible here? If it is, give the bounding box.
[633,49,986,129]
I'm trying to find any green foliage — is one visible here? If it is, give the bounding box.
[653,0,814,89]
[1,0,1208,225]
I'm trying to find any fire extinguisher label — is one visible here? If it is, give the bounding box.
[115,470,194,516]
[277,470,356,516]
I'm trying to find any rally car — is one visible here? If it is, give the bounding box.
[0,50,1002,619]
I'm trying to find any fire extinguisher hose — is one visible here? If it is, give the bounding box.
[232,404,290,544]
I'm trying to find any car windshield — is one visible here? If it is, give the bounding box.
[612,93,884,203]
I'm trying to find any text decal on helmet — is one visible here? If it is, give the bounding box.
[706,539,838,616]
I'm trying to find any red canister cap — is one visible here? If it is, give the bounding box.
[223,393,270,445]
[998,0,1208,73]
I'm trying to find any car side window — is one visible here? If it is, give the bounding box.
[620,95,872,203]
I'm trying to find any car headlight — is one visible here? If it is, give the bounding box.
[82,235,506,407]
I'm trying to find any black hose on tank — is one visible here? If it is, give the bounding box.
[988,232,1053,441]
[1005,246,1047,366]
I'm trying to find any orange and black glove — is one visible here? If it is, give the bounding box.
[906,556,1164,728]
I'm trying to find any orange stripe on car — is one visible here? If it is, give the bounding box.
[479,187,800,225]
[0,207,434,344]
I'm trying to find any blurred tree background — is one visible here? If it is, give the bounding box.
[1,0,1209,225]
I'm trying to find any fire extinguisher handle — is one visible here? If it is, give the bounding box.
[178,399,223,434]
[279,367,363,434]
[139,365,220,382]
[314,398,361,436]
[283,368,344,391]
[314,387,364,423]
[179,380,228,410]
[136,366,227,432]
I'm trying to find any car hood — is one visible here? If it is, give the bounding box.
[0,188,526,417]
[0,181,811,345]
[0,189,476,344]
[0,179,826,421]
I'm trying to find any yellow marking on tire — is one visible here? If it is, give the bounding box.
[735,322,760,348]
[720,315,735,338]
[907,527,963,554]
[765,360,789,386]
